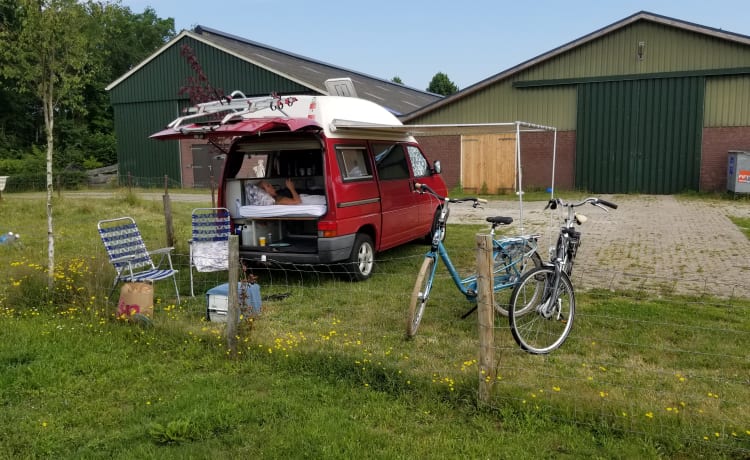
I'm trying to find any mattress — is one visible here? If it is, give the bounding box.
[236,194,327,218]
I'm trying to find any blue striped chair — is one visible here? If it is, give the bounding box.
[189,208,231,296]
[98,217,180,303]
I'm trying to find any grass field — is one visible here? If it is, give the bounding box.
[1,190,748,458]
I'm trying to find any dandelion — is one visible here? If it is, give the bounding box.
[645,412,654,419]
[599,391,608,398]
[552,386,561,392]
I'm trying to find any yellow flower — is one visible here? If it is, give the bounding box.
[645,412,654,419]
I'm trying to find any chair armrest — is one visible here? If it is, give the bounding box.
[111,254,137,264]
[149,247,175,256]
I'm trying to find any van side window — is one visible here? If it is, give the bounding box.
[406,145,429,178]
[336,146,372,180]
[373,143,409,180]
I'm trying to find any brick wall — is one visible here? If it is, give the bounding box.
[519,131,576,191]
[416,131,577,192]
[415,136,462,190]
[701,127,750,192]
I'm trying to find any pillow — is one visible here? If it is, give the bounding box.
[245,183,275,206]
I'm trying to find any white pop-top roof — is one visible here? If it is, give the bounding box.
[152,92,415,141]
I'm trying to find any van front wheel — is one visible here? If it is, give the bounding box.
[347,234,374,281]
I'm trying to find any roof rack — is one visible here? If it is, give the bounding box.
[166,91,300,131]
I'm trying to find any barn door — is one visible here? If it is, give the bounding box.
[576,77,704,194]
[461,133,516,193]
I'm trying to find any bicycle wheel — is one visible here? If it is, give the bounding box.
[407,257,435,338]
[509,266,575,354]
[493,241,542,317]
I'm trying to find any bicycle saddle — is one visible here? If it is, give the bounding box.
[486,216,513,225]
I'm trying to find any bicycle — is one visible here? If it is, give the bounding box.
[407,183,542,338]
[508,196,617,354]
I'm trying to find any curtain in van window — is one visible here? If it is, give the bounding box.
[406,146,429,177]
[373,143,409,180]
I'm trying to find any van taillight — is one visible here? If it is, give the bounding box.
[317,221,338,238]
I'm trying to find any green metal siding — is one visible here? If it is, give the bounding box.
[110,37,310,104]
[109,36,313,185]
[705,75,750,127]
[576,77,704,193]
[411,81,577,129]
[114,101,181,185]
[523,22,750,81]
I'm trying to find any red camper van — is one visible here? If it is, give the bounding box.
[152,91,447,280]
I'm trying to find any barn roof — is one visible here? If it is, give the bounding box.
[107,25,441,116]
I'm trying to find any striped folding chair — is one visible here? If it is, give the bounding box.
[189,208,231,296]
[97,217,180,303]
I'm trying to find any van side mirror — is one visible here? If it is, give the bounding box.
[433,160,441,174]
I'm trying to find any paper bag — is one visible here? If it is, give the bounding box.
[117,282,154,319]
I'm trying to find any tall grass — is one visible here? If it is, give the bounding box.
[0,190,748,458]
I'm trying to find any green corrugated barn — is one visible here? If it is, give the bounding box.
[406,11,750,194]
[106,26,440,187]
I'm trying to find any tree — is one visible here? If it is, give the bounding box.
[391,76,403,84]
[427,72,458,96]
[0,0,91,287]
[0,1,175,169]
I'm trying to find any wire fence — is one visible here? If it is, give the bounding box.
[1,188,748,456]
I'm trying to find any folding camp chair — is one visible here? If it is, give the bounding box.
[97,217,180,303]
[189,207,231,296]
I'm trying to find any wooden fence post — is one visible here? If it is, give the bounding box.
[162,175,175,247]
[476,233,496,404]
[226,235,239,358]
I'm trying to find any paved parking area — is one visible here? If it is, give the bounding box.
[450,195,750,299]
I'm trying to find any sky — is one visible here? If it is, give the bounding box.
[119,0,750,92]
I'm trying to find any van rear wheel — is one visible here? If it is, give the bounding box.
[347,233,374,281]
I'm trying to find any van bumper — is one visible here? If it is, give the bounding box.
[239,234,355,265]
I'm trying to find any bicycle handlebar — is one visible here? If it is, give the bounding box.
[414,183,485,207]
[545,197,618,211]
[597,198,618,209]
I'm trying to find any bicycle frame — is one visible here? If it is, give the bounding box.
[407,182,543,338]
[542,197,616,314]
[423,204,538,305]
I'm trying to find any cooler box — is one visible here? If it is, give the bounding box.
[206,282,261,322]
